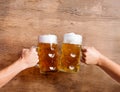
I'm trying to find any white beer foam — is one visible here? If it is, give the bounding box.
[63,33,82,44]
[38,34,57,44]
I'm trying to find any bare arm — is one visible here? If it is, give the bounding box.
[0,47,39,88]
[81,47,120,83]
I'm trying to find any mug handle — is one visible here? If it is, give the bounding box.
[32,46,40,68]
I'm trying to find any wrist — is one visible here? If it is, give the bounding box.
[97,55,106,66]
[17,58,29,70]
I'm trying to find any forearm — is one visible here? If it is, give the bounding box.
[0,59,27,88]
[98,55,120,83]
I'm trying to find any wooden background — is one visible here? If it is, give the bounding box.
[0,0,120,92]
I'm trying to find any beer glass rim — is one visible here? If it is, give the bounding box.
[38,34,57,44]
[63,33,82,45]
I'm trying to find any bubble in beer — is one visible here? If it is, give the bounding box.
[48,53,55,58]
[49,67,56,70]
[70,53,76,58]
[69,66,75,70]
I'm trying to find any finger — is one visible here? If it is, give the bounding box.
[36,54,39,59]
[22,48,29,52]
[80,56,86,63]
[30,46,38,53]
[82,56,86,61]
[81,46,87,52]
[82,53,86,57]
[21,49,29,58]
[80,58,85,63]
[30,46,37,51]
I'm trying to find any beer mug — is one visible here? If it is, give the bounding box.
[38,34,59,73]
[59,33,82,73]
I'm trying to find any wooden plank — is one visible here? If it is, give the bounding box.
[0,0,120,92]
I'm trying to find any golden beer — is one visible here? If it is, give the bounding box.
[59,33,82,73]
[38,35,59,73]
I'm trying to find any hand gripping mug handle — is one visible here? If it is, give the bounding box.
[32,46,40,68]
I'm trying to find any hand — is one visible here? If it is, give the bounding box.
[20,46,39,69]
[81,47,103,65]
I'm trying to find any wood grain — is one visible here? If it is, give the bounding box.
[0,0,120,92]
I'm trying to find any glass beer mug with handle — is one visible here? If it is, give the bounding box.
[38,34,59,73]
[59,33,82,73]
